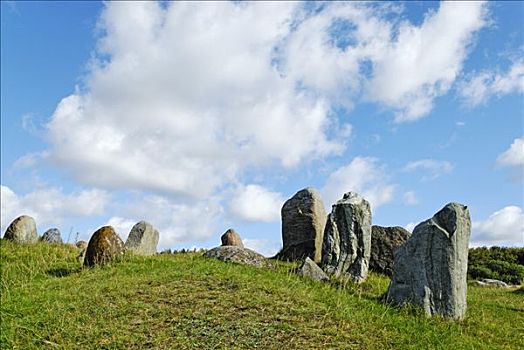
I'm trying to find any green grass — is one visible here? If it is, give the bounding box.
[1,241,523,349]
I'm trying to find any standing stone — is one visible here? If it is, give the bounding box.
[321,192,371,283]
[280,188,327,262]
[370,226,410,276]
[3,215,38,244]
[221,228,244,248]
[125,221,159,256]
[84,226,126,267]
[298,257,329,282]
[40,228,63,244]
[386,203,471,320]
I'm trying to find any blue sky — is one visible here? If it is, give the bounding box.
[1,1,523,254]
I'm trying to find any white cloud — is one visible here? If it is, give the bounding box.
[111,193,224,250]
[496,137,524,182]
[1,185,110,234]
[366,1,488,122]
[403,191,418,205]
[230,184,284,223]
[460,60,524,106]
[497,137,524,167]
[13,153,40,169]
[403,159,453,180]
[322,156,396,210]
[34,2,492,245]
[105,217,136,241]
[46,2,349,200]
[243,238,282,257]
[471,206,524,247]
[45,1,489,203]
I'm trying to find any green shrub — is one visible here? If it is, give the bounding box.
[468,247,524,284]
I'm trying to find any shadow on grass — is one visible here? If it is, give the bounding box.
[46,267,82,277]
[513,286,524,294]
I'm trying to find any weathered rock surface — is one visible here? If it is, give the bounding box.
[386,203,471,320]
[84,226,126,267]
[204,246,271,268]
[76,240,88,263]
[76,240,88,250]
[3,215,38,244]
[298,257,329,282]
[475,279,510,288]
[280,188,327,262]
[125,221,159,256]
[321,192,371,283]
[370,226,410,276]
[40,228,63,244]
[221,228,244,248]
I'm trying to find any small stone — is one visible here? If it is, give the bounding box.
[40,228,63,244]
[125,221,159,256]
[221,228,244,247]
[298,257,329,282]
[84,226,126,267]
[76,240,88,250]
[3,215,38,244]
[476,278,510,288]
[321,192,372,283]
[204,246,271,268]
[280,188,327,262]
[386,203,471,320]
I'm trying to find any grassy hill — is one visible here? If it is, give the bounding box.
[1,241,522,349]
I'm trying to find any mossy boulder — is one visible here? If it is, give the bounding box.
[84,226,125,267]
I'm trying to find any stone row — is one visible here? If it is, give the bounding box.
[2,216,159,267]
[278,187,471,320]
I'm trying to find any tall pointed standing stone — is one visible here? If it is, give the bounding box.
[280,188,326,262]
[386,203,471,320]
[321,192,371,283]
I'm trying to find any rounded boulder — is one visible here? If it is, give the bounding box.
[84,226,125,267]
[3,215,38,244]
[40,228,63,244]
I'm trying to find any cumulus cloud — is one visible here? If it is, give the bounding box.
[496,137,524,182]
[366,1,488,122]
[497,137,524,166]
[109,193,224,249]
[45,1,489,202]
[46,1,351,200]
[403,159,453,181]
[471,206,524,247]
[0,185,110,234]
[105,216,136,241]
[229,184,284,223]
[460,60,524,106]
[322,156,396,210]
[35,1,491,244]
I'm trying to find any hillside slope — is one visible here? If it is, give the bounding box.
[1,241,522,349]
